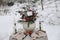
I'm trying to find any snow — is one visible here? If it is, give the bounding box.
[0,16,13,40]
[0,0,60,40]
[43,24,60,40]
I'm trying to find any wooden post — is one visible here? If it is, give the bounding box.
[39,22,41,31]
[13,17,17,34]
[41,0,44,10]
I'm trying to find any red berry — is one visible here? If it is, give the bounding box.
[25,18,30,22]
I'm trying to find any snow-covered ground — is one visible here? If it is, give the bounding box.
[0,16,13,40]
[0,0,60,40]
